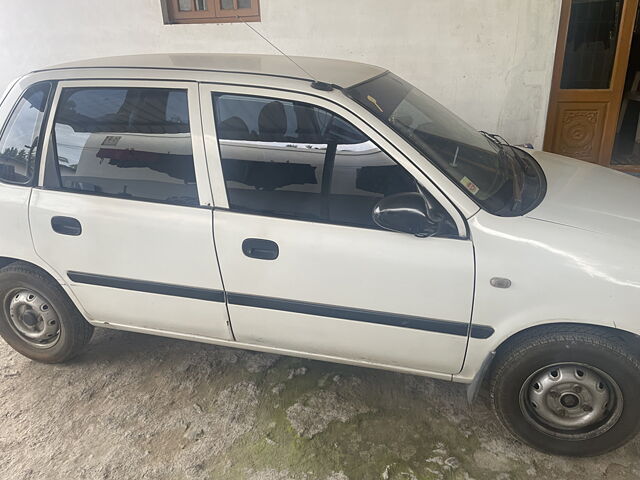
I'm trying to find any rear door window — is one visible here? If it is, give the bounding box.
[50,87,198,206]
[0,83,51,185]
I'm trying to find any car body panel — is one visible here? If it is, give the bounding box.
[214,209,475,374]
[526,150,640,240]
[456,153,640,381]
[40,53,387,89]
[29,189,233,339]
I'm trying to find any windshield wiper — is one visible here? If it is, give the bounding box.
[478,130,509,152]
[479,131,525,211]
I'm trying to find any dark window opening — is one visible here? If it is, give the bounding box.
[561,0,625,90]
[612,8,640,166]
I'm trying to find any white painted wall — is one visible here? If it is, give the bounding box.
[0,0,561,147]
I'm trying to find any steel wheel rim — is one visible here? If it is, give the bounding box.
[519,362,623,440]
[4,288,61,348]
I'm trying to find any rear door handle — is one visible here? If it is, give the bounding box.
[51,216,82,236]
[242,238,279,260]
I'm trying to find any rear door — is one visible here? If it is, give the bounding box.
[201,84,479,375]
[29,80,232,340]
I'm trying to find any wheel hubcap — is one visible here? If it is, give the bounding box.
[520,363,623,439]
[7,289,60,347]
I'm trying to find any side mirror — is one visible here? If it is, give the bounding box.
[372,192,443,236]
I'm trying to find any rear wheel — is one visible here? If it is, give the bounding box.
[490,326,640,456]
[0,262,93,363]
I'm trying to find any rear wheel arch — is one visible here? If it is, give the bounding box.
[0,258,81,312]
[0,260,94,362]
[0,257,65,284]
[0,257,15,270]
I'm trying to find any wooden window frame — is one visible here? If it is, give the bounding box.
[163,0,260,24]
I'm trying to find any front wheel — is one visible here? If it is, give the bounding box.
[490,325,640,456]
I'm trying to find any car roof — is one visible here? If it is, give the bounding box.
[36,53,387,89]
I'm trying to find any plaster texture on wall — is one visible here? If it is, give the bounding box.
[0,0,561,147]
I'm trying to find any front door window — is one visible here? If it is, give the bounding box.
[212,92,454,232]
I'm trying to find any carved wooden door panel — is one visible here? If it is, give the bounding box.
[544,0,639,166]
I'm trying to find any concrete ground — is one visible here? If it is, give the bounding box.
[1,329,639,480]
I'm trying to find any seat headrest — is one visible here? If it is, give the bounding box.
[258,101,287,141]
[218,116,250,140]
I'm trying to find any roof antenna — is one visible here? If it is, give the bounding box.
[237,16,335,91]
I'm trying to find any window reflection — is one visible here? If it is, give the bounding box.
[0,83,51,185]
[52,88,198,206]
[561,0,624,89]
[178,0,192,11]
[213,93,418,228]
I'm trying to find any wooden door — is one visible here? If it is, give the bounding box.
[544,0,639,166]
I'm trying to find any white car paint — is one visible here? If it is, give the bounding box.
[1,54,639,386]
[458,154,640,381]
[214,209,474,374]
[528,150,640,239]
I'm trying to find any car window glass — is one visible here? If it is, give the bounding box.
[51,87,198,206]
[0,83,51,185]
[213,93,433,230]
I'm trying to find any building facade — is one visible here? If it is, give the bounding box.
[1,0,639,168]
[0,0,561,150]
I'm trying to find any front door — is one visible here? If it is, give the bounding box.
[201,85,479,375]
[544,0,639,165]
[29,80,232,340]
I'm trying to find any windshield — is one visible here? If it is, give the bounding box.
[346,72,545,216]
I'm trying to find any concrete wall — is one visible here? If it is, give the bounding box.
[0,0,561,148]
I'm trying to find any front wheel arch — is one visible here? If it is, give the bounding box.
[494,323,640,359]
[467,322,640,403]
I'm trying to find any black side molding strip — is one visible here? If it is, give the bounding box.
[227,292,494,339]
[66,272,493,339]
[67,272,225,303]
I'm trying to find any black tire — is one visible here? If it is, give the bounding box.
[490,325,640,457]
[0,262,94,363]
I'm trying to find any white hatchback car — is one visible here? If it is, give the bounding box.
[0,54,639,456]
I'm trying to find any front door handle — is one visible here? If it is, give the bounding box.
[51,216,82,236]
[242,238,279,260]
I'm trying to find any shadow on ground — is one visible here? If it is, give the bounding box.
[1,329,639,480]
